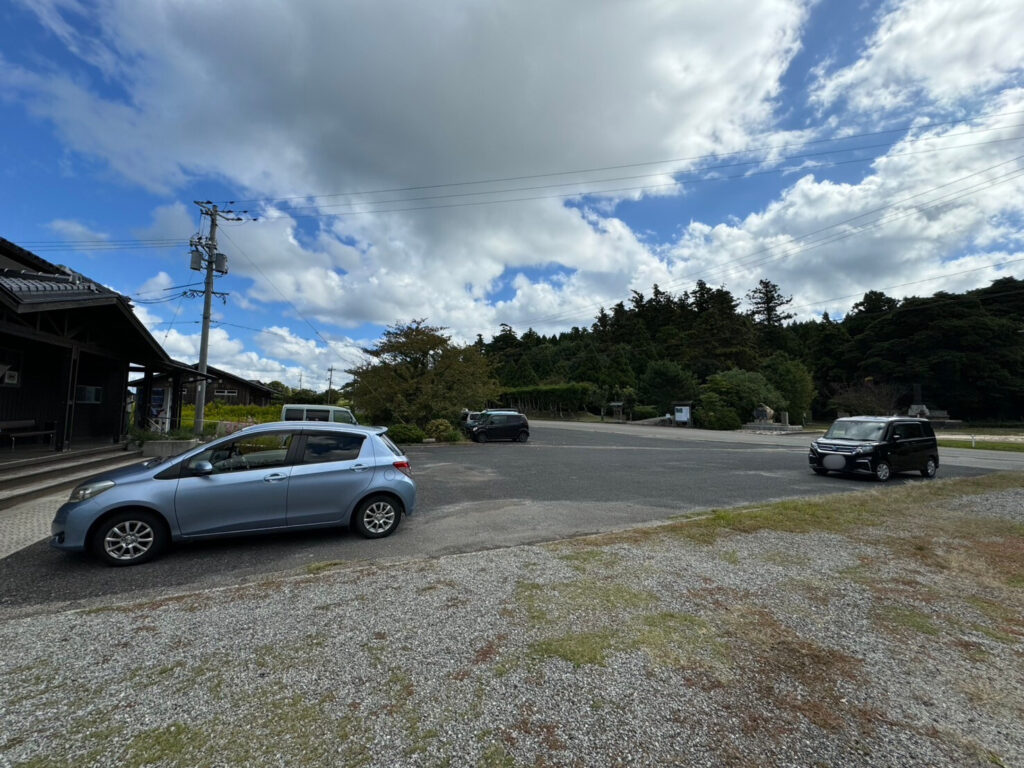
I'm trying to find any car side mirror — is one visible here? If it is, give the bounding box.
[191,460,214,476]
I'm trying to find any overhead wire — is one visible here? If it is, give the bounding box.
[514,155,1024,329]
[215,228,352,357]
[212,108,1024,207]
[262,134,1024,219]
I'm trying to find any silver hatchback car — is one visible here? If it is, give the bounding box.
[50,422,415,566]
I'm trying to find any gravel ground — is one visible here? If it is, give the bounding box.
[2,484,1022,768]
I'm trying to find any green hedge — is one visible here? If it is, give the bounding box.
[387,424,426,444]
[630,406,660,421]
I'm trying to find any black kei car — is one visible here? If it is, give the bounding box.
[808,416,939,482]
[470,411,530,443]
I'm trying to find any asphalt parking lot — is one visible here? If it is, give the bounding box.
[0,421,997,617]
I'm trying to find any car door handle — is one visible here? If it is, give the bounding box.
[263,473,288,483]
[352,464,369,473]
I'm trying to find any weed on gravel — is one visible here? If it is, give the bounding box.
[3,473,1023,767]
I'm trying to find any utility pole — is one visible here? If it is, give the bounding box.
[189,202,237,436]
[326,366,335,405]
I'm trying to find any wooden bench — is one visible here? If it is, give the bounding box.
[0,419,56,450]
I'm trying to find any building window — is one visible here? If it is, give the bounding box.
[214,389,238,398]
[76,385,104,404]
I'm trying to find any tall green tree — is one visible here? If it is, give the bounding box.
[760,353,815,425]
[638,360,699,414]
[347,320,499,425]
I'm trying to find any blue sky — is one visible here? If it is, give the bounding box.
[2,0,1023,390]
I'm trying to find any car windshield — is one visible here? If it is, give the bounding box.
[824,420,886,441]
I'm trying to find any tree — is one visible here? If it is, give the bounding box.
[746,279,794,326]
[638,360,699,414]
[761,353,815,425]
[347,320,499,426]
[264,380,291,405]
[828,380,905,417]
[700,369,784,423]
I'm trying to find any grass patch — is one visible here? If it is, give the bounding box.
[513,579,658,627]
[527,611,727,670]
[529,629,619,667]
[938,439,1024,452]
[875,606,941,636]
[555,549,622,572]
[569,472,1024,550]
[305,560,350,575]
[719,549,740,565]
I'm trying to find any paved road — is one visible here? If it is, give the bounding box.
[0,421,1008,617]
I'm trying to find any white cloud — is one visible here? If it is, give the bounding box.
[8,0,1024,363]
[812,0,1024,112]
[133,202,194,242]
[136,271,174,298]
[5,0,810,336]
[664,102,1024,319]
[47,218,108,242]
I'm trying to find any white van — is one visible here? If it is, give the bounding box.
[281,404,358,424]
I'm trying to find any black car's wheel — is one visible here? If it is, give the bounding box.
[352,495,402,538]
[812,467,829,476]
[920,457,938,478]
[516,430,529,443]
[476,431,488,443]
[92,510,167,566]
[873,460,892,482]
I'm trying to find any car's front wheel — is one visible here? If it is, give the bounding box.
[352,495,402,538]
[920,457,938,478]
[874,460,892,482]
[516,430,529,443]
[475,431,487,443]
[92,510,167,566]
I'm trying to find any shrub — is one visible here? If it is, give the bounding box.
[425,419,454,440]
[695,392,742,430]
[387,423,426,444]
[440,429,464,443]
[630,405,660,421]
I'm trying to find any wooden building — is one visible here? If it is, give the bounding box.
[0,237,195,450]
[129,364,275,430]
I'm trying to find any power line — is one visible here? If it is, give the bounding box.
[213,108,1024,207]
[787,258,1024,315]
[215,228,343,354]
[513,156,1024,330]
[260,134,1024,219]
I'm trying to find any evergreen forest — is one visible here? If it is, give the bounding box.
[340,277,1024,429]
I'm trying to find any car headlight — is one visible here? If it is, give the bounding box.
[68,480,116,502]
[853,445,874,455]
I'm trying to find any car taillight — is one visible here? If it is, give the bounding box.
[393,461,412,477]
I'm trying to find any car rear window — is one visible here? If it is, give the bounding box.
[379,434,404,457]
[301,433,364,463]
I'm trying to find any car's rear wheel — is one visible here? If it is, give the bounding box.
[920,457,938,478]
[92,510,167,566]
[874,460,892,482]
[516,430,529,443]
[812,467,829,476]
[352,495,402,538]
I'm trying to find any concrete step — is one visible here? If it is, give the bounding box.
[0,447,144,491]
[0,453,147,511]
